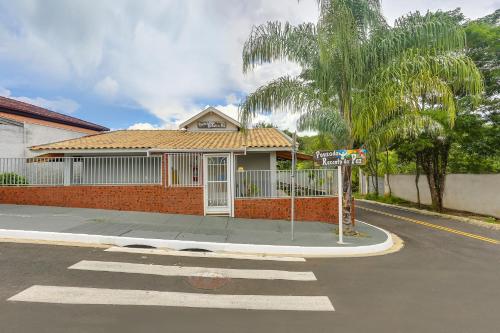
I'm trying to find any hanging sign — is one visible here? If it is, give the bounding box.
[314,149,367,166]
[198,120,226,129]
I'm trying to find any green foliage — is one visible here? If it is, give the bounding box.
[391,10,500,175]
[0,173,28,185]
[447,109,500,173]
[464,10,499,100]
[360,193,408,205]
[253,121,276,128]
[240,1,486,218]
[246,183,260,197]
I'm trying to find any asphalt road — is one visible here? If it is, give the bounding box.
[0,201,499,333]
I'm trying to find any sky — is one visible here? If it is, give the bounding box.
[0,0,497,132]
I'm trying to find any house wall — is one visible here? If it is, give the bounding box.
[234,197,343,224]
[0,122,25,158]
[235,153,272,170]
[0,120,90,158]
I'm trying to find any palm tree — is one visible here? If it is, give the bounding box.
[239,1,482,233]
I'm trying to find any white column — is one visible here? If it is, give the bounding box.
[63,158,73,186]
[270,151,277,197]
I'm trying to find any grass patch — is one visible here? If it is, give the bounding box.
[355,193,408,205]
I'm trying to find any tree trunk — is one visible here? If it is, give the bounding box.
[342,164,356,235]
[385,147,392,197]
[419,141,450,212]
[415,153,421,208]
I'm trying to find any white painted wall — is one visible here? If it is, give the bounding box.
[0,122,25,158]
[0,121,89,158]
[389,174,500,218]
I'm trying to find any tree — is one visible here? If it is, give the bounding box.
[447,10,500,173]
[239,1,482,230]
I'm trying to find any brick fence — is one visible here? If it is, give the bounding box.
[0,186,347,224]
[0,186,204,215]
[234,197,340,223]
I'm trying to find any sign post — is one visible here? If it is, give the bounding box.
[337,166,343,244]
[313,149,367,244]
[290,131,297,240]
[291,131,297,240]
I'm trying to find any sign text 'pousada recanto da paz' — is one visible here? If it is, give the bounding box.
[314,149,367,167]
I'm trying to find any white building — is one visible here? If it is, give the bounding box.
[0,96,108,158]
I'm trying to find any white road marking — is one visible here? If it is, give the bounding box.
[104,246,306,262]
[69,260,317,281]
[8,285,334,311]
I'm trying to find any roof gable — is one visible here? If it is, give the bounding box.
[178,107,241,131]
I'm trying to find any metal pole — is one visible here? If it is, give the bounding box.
[337,166,344,244]
[291,131,297,240]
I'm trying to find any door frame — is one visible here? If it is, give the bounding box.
[203,153,233,216]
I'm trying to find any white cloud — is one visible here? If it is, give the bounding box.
[0,0,496,127]
[0,0,319,125]
[94,76,119,99]
[225,93,240,105]
[211,102,314,134]
[127,122,164,130]
[0,87,79,114]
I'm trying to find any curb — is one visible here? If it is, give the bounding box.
[357,199,500,231]
[0,221,394,258]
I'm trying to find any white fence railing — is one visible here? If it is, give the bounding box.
[0,156,162,186]
[235,169,338,198]
[167,153,203,187]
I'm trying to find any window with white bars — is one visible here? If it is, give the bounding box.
[0,156,163,186]
[167,153,203,187]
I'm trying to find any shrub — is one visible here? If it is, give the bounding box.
[0,172,28,185]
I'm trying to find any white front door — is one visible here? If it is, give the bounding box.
[203,154,232,215]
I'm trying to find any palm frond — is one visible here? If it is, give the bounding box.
[242,22,318,72]
[297,107,350,147]
[239,76,321,127]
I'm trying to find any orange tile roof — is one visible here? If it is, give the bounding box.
[31,128,293,151]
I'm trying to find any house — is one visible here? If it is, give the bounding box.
[0,107,339,223]
[0,96,109,158]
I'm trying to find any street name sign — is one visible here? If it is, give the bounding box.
[314,149,367,167]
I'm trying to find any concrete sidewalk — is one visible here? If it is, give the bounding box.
[0,204,393,256]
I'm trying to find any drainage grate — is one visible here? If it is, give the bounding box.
[180,248,213,253]
[124,244,157,249]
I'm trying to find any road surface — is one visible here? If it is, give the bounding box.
[0,201,498,333]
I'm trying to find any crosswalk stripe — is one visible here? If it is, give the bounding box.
[8,285,334,311]
[104,246,306,262]
[69,260,317,281]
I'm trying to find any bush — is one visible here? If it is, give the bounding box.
[0,172,28,185]
[363,193,407,205]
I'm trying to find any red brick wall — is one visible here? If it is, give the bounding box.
[0,186,204,215]
[234,197,341,224]
[0,187,354,224]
